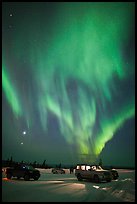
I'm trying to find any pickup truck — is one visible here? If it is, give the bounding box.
[5,164,40,181]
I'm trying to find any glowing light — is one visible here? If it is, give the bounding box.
[93,185,100,189]
[21,142,23,145]
[2,65,22,118]
[102,187,112,191]
[2,3,135,163]
[2,178,9,181]
[23,131,26,135]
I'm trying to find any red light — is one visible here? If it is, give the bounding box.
[2,177,9,181]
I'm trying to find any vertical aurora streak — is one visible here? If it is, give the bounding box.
[2,2,135,164]
[2,64,22,117]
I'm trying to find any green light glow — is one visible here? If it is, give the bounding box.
[2,64,22,117]
[3,2,135,162]
[94,102,135,155]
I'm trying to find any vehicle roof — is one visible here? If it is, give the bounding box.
[76,164,97,166]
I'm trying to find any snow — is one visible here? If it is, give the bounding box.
[2,168,135,202]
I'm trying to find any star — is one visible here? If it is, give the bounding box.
[23,131,26,135]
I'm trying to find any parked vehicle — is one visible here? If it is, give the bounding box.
[5,164,40,181]
[52,168,65,174]
[75,164,112,183]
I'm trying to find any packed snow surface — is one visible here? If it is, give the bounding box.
[2,168,135,202]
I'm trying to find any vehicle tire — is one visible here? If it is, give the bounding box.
[6,173,12,179]
[106,179,111,182]
[111,173,114,180]
[94,175,100,183]
[77,174,82,181]
[111,172,118,180]
[33,176,39,180]
[24,174,30,181]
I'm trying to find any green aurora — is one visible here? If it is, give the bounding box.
[2,2,135,164]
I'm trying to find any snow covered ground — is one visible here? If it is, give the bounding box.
[2,168,135,202]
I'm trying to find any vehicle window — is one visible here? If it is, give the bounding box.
[27,166,35,170]
[98,166,102,170]
[15,165,22,170]
[81,165,86,170]
[91,166,96,170]
[86,165,91,170]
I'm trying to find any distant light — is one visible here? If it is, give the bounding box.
[9,14,13,17]
[93,185,100,189]
[2,178,9,181]
[102,187,112,191]
[21,142,23,145]
[23,131,26,135]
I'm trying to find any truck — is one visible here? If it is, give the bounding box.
[5,164,41,181]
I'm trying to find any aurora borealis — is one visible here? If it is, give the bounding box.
[2,2,135,167]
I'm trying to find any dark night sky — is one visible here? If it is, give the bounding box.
[2,2,135,167]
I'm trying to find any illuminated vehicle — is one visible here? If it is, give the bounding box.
[5,164,40,181]
[52,168,65,174]
[75,164,112,183]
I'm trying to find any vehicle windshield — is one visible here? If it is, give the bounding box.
[97,166,103,170]
[90,165,103,170]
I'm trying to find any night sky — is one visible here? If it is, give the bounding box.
[2,2,135,167]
